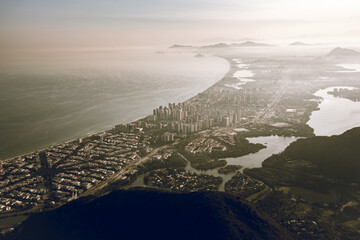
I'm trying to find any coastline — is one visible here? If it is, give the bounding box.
[5,53,356,220]
[0,55,234,226]
[1,56,230,162]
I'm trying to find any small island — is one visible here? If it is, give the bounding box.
[218,165,242,174]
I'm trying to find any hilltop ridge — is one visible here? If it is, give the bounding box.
[6,189,291,240]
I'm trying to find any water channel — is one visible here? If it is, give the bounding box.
[125,86,360,191]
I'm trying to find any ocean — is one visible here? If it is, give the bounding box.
[0,47,229,159]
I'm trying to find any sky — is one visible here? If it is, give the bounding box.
[0,0,360,48]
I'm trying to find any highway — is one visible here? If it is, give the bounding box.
[82,140,178,196]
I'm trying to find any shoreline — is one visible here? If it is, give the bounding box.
[308,86,360,136]
[1,56,231,162]
[6,58,358,162]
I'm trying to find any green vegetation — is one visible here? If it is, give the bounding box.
[246,126,360,194]
[244,127,360,238]
[182,154,227,170]
[213,134,266,158]
[255,191,360,240]
[102,152,188,194]
[238,123,315,138]
[247,187,271,202]
[138,152,187,173]
[245,160,336,194]
[225,172,266,198]
[144,168,223,192]
[96,172,139,196]
[178,134,265,170]
[218,165,241,174]
[282,127,360,183]
[277,187,336,204]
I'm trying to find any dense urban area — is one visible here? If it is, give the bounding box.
[2,46,360,239]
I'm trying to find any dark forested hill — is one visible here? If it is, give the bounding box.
[244,127,360,239]
[246,127,360,192]
[6,189,291,240]
[282,127,360,183]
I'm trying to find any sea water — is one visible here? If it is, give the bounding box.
[0,48,229,159]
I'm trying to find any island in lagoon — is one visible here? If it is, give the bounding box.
[2,46,360,239]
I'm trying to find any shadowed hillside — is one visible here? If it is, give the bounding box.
[244,127,360,239]
[282,127,360,183]
[6,189,291,240]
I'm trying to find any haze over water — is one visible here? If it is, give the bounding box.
[0,48,229,159]
[308,86,360,136]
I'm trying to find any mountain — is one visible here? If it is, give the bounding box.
[6,189,291,240]
[246,127,360,188]
[289,41,310,46]
[326,47,360,58]
[244,127,360,239]
[169,44,195,49]
[194,53,205,58]
[200,43,230,48]
[231,41,271,47]
[282,127,360,183]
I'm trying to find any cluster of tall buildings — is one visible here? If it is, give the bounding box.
[222,109,242,126]
[114,86,268,138]
[161,132,175,142]
[159,119,214,134]
[114,121,155,133]
[152,102,243,134]
[226,94,263,104]
[153,102,192,121]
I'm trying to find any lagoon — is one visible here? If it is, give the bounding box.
[307,86,360,136]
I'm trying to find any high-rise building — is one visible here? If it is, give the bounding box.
[223,116,230,126]
[161,132,175,142]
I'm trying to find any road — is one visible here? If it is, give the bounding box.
[252,78,290,124]
[82,140,178,196]
[82,74,290,197]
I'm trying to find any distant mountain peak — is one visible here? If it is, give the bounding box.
[231,41,271,47]
[169,44,195,49]
[194,53,205,58]
[327,47,360,57]
[200,43,230,48]
[289,41,309,46]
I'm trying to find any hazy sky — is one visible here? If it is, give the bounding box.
[1,0,360,48]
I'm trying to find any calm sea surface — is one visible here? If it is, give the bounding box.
[0,48,229,159]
